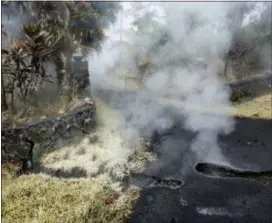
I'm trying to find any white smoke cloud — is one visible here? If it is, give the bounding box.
[88,2,236,169]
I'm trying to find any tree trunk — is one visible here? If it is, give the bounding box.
[56,52,73,103]
[55,53,66,91]
[54,27,74,102]
[62,72,72,103]
[1,73,8,111]
[10,80,15,114]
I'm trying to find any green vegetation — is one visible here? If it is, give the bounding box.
[1,1,121,116]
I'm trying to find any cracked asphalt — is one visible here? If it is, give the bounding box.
[128,117,272,223]
[93,86,272,222]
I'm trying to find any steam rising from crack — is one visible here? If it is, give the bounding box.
[88,2,235,167]
[3,2,270,192]
[42,96,156,191]
[42,3,239,190]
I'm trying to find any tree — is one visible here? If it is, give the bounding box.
[2,19,57,112]
[2,1,121,103]
[123,3,169,82]
[223,2,267,79]
[1,25,9,111]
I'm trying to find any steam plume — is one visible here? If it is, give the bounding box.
[88,2,236,169]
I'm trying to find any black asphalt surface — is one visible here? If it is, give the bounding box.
[92,86,272,222]
[128,117,272,223]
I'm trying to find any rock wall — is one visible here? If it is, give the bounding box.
[1,98,96,172]
[229,74,272,101]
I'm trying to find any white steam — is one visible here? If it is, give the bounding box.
[88,2,235,167]
[1,2,269,191]
[43,97,156,192]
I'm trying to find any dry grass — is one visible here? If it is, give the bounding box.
[2,164,140,223]
[159,93,272,119]
[1,95,153,223]
[234,94,272,119]
[1,136,147,223]
[1,143,150,222]
[39,96,156,192]
[41,137,155,192]
[2,99,67,128]
[4,76,270,222]
[1,95,89,128]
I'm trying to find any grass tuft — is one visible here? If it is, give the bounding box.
[2,166,140,223]
[234,94,272,119]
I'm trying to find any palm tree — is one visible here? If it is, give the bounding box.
[2,1,121,101]
[2,19,58,111]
